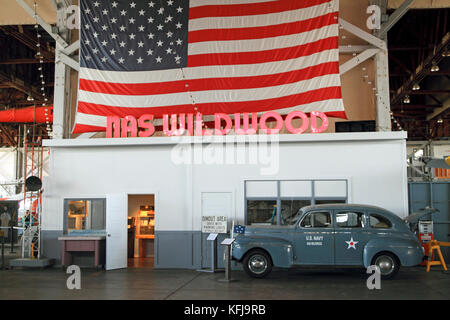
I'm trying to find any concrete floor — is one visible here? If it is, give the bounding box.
[0,266,449,300]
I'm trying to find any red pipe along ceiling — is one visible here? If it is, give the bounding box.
[0,106,53,124]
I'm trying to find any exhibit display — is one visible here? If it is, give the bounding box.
[232,204,425,279]
[0,0,448,304]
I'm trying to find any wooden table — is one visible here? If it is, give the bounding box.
[135,234,154,257]
[58,236,106,268]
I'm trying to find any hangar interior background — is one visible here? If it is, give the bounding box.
[0,0,448,271]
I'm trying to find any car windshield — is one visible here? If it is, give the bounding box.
[283,208,305,225]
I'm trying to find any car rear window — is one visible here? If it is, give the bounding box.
[369,214,392,229]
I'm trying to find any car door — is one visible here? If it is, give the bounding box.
[293,210,334,265]
[333,209,370,266]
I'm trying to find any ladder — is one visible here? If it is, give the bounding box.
[21,134,44,259]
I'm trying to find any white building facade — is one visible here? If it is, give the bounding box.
[41,132,409,269]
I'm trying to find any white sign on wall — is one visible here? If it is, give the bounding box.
[202,216,228,234]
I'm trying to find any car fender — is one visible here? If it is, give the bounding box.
[363,237,424,268]
[232,236,294,268]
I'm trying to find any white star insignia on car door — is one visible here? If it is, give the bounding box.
[345,237,358,250]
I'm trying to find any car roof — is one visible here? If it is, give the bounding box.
[302,203,398,218]
[301,204,407,229]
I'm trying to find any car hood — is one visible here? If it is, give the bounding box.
[241,225,292,235]
[404,207,439,224]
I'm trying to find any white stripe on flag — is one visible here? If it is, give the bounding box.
[78,74,341,108]
[188,24,337,55]
[79,49,339,84]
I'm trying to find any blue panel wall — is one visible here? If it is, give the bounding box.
[409,182,450,261]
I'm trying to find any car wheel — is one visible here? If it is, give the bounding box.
[371,252,400,280]
[243,249,273,279]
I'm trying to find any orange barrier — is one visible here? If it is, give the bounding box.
[435,168,450,179]
[426,240,450,272]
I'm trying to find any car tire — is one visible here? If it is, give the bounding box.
[371,252,400,280]
[243,249,273,279]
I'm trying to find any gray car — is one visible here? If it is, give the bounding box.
[232,204,425,279]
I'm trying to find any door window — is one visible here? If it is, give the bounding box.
[369,214,392,229]
[335,211,365,228]
[300,211,332,228]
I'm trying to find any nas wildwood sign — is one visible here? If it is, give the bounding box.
[106,111,329,138]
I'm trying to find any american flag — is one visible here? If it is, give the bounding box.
[73,0,345,134]
[233,225,246,234]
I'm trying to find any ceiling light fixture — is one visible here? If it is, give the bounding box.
[412,83,420,91]
[403,95,411,104]
[431,62,440,72]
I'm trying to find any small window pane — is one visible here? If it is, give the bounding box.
[247,200,277,225]
[314,180,347,197]
[281,200,311,225]
[66,199,105,232]
[315,199,346,205]
[370,214,392,229]
[300,211,331,228]
[336,211,364,228]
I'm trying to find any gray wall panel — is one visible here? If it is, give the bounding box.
[41,230,63,266]
[155,231,201,269]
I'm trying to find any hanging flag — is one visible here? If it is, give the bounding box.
[233,225,246,234]
[74,0,345,133]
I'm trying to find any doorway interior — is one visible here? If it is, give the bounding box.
[127,194,155,269]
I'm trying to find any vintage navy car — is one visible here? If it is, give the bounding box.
[232,204,425,279]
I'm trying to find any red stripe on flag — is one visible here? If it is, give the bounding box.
[187,36,338,67]
[72,124,107,134]
[77,86,343,118]
[189,12,337,43]
[79,62,339,96]
[189,0,331,19]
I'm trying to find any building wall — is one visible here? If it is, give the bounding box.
[42,132,409,267]
[0,149,16,198]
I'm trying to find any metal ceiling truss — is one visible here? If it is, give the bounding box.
[338,0,414,132]
[391,32,450,106]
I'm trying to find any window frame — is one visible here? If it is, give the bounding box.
[334,210,366,229]
[63,198,106,234]
[244,179,348,226]
[297,210,333,229]
[368,212,393,230]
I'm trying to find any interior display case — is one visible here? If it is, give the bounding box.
[136,205,155,239]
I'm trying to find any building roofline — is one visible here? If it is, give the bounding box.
[43,132,407,148]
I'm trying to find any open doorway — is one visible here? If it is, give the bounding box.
[127,194,155,269]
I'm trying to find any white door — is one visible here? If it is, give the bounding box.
[202,192,233,225]
[106,194,128,270]
[201,192,233,268]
